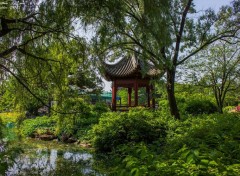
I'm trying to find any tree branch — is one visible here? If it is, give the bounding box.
[0,46,17,57]
[173,0,193,66]
[177,30,238,65]
[17,48,60,63]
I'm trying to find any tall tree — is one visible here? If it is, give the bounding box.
[0,0,91,109]
[77,0,239,119]
[185,40,240,113]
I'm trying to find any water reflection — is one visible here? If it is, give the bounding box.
[63,152,92,162]
[6,147,102,176]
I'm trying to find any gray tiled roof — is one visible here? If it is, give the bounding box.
[102,55,161,81]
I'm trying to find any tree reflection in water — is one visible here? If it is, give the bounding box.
[6,148,101,176]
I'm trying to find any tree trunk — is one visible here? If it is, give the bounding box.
[218,98,224,113]
[166,68,180,119]
[214,88,224,114]
[218,103,223,113]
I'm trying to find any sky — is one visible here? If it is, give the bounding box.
[194,0,232,11]
[103,0,233,92]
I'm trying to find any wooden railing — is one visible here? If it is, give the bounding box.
[113,104,157,111]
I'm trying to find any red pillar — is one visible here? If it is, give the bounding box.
[146,86,150,107]
[134,80,138,106]
[112,80,117,111]
[128,87,132,107]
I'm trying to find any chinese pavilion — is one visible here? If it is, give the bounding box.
[102,54,162,111]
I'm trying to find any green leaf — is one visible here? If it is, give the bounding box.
[131,168,140,176]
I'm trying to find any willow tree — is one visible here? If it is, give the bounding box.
[77,0,239,119]
[0,0,93,110]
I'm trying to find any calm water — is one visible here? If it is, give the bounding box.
[4,139,106,176]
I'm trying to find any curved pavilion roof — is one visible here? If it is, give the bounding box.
[102,55,161,81]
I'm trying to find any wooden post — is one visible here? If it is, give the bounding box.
[128,87,132,107]
[112,80,117,111]
[146,86,150,107]
[134,80,138,106]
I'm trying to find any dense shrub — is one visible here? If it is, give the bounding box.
[184,99,217,115]
[56,98,94,137]
[92,108,166,152]
[18,98,109,140]
[162,113,240,175]
[116,113,240,175]
[223,106,236,113]
[19,116,56,137]
[0,118,3,139]
[116,142,161,176]
[0,112,22,125]
[55,98,109,140]
[166,113,240,156]
[92,102,110,114]
[0,88,15,112]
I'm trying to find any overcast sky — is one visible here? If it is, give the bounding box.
[103,0,233,91]
[194,0,232,11]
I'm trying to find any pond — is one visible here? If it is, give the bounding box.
[3,139,107,176]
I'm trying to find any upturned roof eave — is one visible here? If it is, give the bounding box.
[101,55,162,81]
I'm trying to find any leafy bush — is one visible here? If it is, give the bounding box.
[92,108,166,152]
[0,112,22,125]
[161,113,240,175]
[113,113,240,175]
[184,99,217,115]
[0,88,15,112]
[166,113,240,150]
[223,106,236,113]
[92,102,110,114]
[56,98,97,139]
[19,116,56,137]
[0,118,3,139]
[158,99,170,116]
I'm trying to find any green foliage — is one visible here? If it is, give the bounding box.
[79,0,239,119]
[167,113,240,154]
[0,84,15,112]
[103,113,240,175]
[184,99,218,115]
[0,0,82,115]
[0,117,3,139]
[117,89,128,105]
[0,117,7,174]
[185,40,240,113]
[0,112,21,125]
[0,115,23,175]
[68,67,104,93]
[0,143,22,176]
[117,88,148,106]
[115,142,161,176]
[19,116,56,137]
[56,98,90,136]
[223,106,236,113]
[171,84,221,115]
[56,98,100,138]
[158,113,240,175]
[92,102,109,115]
[92,108,166,152]
[158,99,169,113]
[17,98,108,140]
